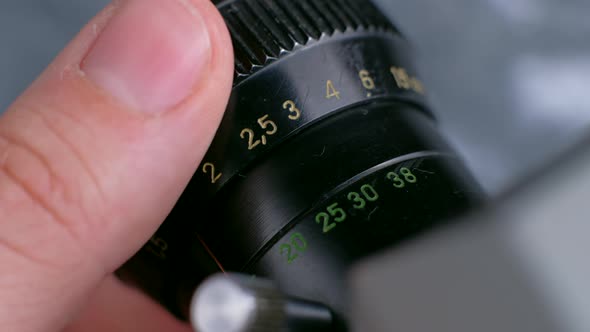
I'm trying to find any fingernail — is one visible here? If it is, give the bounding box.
[82,0,211,113]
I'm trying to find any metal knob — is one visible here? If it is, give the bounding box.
[190,273,334,332]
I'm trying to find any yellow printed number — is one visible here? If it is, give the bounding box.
[258,114,278,136]
[359,70,376,90]
[240,128,261,150]
[283,100,301,120]
[391,66,425,94]
[240,114,278,150]
[391,66,411,89]
[326,80,341,100]
[202,162,222,184]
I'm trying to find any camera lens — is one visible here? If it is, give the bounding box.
[117,0,483,328]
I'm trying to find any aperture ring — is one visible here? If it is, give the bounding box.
[185,33,430,204]
[197,104,450,270]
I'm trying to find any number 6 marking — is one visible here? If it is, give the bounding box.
[359,70,376,90]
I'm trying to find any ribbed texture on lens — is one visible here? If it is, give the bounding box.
[217,0,398,80]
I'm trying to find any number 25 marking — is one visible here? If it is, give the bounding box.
[315,203,347,233]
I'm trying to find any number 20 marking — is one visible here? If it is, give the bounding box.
[280,233,308,264]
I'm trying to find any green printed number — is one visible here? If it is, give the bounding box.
[280,233,308,264]
[316,203,347,233]
[347,184,380,209]
[387,167,418,188]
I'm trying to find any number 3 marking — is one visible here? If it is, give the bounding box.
[283,100,301,120]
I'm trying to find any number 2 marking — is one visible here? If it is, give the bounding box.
[202,163,222,184]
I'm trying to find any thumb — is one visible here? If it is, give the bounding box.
[0,0,233,331]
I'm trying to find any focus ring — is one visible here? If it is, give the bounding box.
[216,0,399,80]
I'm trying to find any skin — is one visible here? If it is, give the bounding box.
[0,0,234,331]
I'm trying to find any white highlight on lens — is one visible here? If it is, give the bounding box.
[190,275,257,332]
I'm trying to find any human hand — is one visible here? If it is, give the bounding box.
[0,0,233,331]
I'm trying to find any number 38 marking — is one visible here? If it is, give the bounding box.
[387,167,418,188]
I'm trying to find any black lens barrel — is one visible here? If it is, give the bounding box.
[117,0,484,328]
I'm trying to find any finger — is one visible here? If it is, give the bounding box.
[63,275,192,332]
[0,0,233,331]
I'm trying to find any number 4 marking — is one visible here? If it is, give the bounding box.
[326,80,341,100]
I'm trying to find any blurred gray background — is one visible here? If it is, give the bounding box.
[1,0,590,195]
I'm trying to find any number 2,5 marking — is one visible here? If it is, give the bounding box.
[240,114,278,150]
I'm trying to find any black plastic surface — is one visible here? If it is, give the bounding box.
[116,0,484,328]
